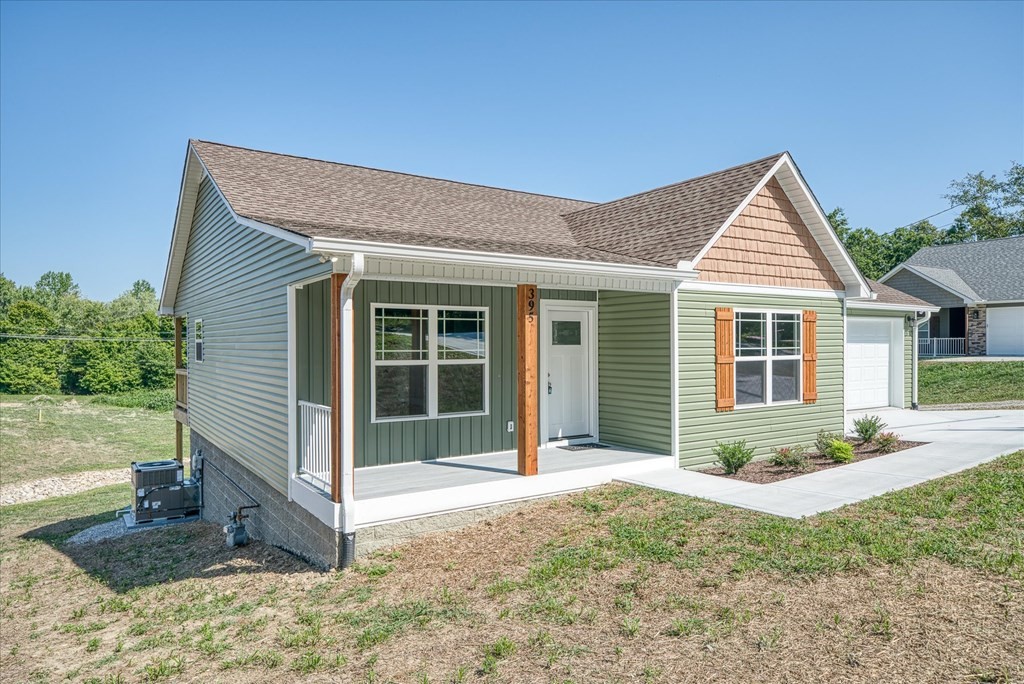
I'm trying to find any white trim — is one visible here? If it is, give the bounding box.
[848,300,939,313]
[286,285,298,503]
[340,255,363,533]
[669,288,680,467]
[912,312,930,407]
[192,318,204,363]
[689,153,870,299]
[311,237,695,282]
[538,300,600,446]
[877,265,975,305]
[678,279,844,299]
[369,303,490,424]
[732,310,804,408]
[978,299,1024,305]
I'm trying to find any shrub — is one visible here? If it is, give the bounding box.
[713,440,755,475]
[816,430,845,455]
[875,431,901,454]
[852,415,887,444]
[826,439,855,464]
[93,389,176,412]
[769,445,809,470]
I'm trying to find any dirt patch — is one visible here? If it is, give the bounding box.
[701,440,927,484]
[0,468,131,505]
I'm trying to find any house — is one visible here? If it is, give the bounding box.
[160,141,935,568]
[879,237,1024,357]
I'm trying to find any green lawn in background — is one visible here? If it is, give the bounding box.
[918,360,1024,404]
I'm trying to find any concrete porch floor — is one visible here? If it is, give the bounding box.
[617,408,1023,519]
[353,446,673,528]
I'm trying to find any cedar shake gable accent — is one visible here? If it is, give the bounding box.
[697,178,845,290]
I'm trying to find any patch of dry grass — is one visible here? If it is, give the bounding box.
[0,453,1021,683]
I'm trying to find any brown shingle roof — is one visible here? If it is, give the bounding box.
[191,140,782,268]
[564,153,785,264]
[868,279,932,308]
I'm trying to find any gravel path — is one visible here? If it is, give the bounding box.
[0,468,129,506]
[920,400,1024,410]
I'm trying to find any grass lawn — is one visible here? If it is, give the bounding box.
[1,452,1021,683]
[918,360,1024,405]
[0,394,182,486]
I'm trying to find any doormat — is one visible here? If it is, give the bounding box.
[557,443,605,451]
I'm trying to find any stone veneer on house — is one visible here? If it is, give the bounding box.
[967,305,987,356]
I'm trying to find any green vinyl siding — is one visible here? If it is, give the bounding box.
[598,291,673,454]
[175,177,331,494]
[354,280,517,467]
[295,278,331,407]
[677,290,844,468]
[848,308,913,407]
[541,289,597,301]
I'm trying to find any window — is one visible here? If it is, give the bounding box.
[193,319,204,363]
[372,305,488,422]
[734,311,801,406]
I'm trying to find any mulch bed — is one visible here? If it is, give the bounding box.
[700,439,928,484]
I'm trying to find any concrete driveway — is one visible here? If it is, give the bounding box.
[616,408,1023,518]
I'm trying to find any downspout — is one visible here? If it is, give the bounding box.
[910,311,931,410]
[338,253,364,567]
[669,286,680,467]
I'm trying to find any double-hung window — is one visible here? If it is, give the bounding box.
[372,305,488,422]
[734,311,801,406]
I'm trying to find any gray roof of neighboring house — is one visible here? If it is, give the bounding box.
[190,140,784,268]
[900,236,1024,302]
[867,280,933,308]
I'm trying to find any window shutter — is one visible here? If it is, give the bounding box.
[715,307,735,412]
[802,310,817,404]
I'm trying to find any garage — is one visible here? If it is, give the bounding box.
[987,306,1024,355]
[846,318,900,410]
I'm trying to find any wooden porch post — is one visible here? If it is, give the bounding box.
[330,273,346,503]
[517,284,539,476]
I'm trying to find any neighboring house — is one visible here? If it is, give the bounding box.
[160,141,935,568]
[880,237,1024,357]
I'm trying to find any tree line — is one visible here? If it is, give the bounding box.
[827,162,1023,280]
[0,274,174,395]
[0,163,1019,395]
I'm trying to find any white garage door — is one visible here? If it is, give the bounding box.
[847,319,893,410]
[987,307,1024,356]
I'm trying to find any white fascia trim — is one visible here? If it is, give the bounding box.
[884,264,975,305]
[677,279,844,300]
[975,299,1024,305]
[310,237,697,283]
[690,153,871,299]
[159,143,313,315]
[848,300,940,313]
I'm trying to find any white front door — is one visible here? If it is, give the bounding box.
[544,308,594,440]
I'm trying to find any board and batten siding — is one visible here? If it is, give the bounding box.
[848,308,913,406]
[295,278,331,407]
[175,176,330,494]
[598,291,673,454]
[677,290,844,468]
[354,280,518,467]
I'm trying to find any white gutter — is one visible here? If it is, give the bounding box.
[310,237,697,283]
[669,288,680,467]
[338,253,364,542]
[848,300,940,313]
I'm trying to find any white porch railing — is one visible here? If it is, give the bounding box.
[298,400,332,494]
[919,337,966,357]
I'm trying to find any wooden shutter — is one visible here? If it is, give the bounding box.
[802,310,817,404]
[715,307,735,412]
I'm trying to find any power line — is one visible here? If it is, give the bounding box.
[889,204,964,232]
[0,333,172,343]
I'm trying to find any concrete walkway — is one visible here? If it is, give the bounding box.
[616,408,1023,518]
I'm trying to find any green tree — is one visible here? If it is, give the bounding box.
[0,301,63,394]
[943,162,1024,241]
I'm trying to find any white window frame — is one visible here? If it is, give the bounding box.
[193,318,204,364]
[370,303,490,423]
[733,309,803,409]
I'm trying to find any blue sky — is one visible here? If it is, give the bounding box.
[1,1,1021,301]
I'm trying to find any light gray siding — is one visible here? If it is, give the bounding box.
[886,270,967,308]
[598,291,673,454]
[677,290,845,468]
[175,177,330,493]
[354,280,517,467]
